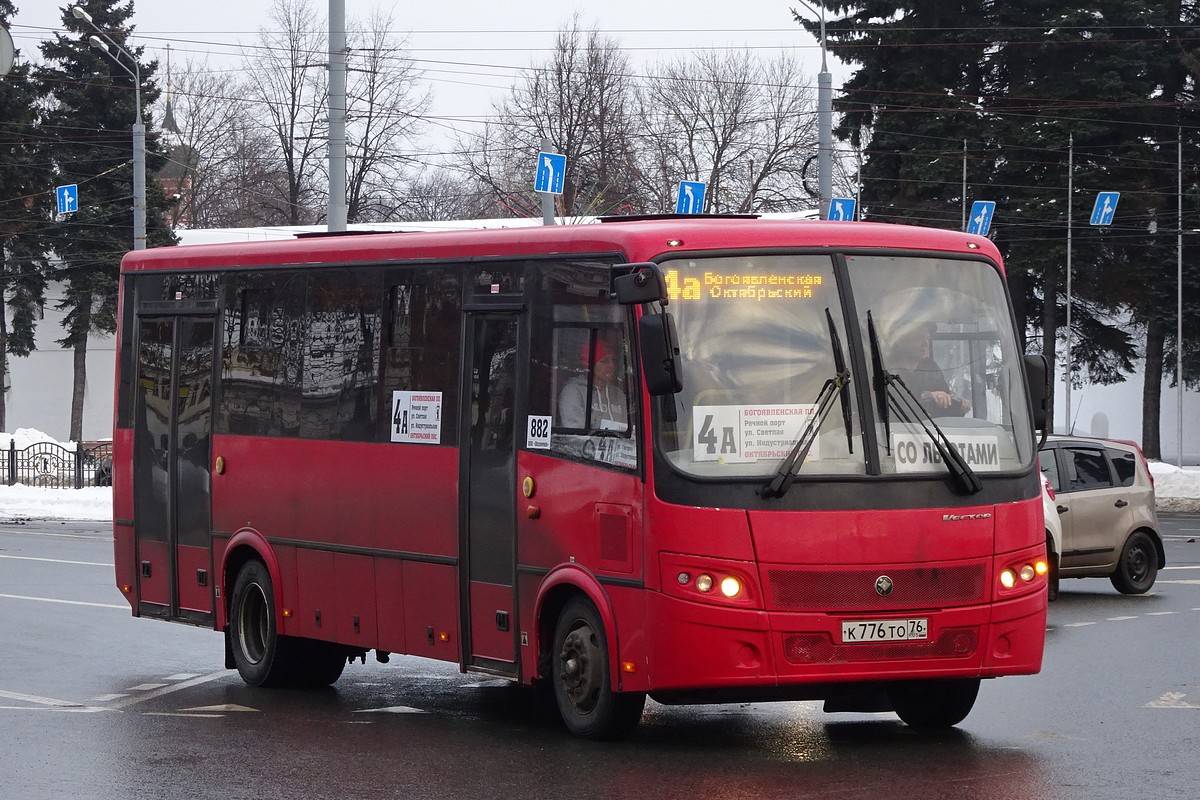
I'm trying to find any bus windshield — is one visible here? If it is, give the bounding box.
[654,252,1034,480]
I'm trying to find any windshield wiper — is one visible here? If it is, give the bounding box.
[827,307,854,456]
[865,310,981,495]
[762,311,852,499]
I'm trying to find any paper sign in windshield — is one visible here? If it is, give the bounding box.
[891,432,1002,473]
[692,404,819,463]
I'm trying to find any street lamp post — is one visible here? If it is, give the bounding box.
[795,0,832,219]
[70,6,145,251]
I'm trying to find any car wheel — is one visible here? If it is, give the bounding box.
[888,678,980,730]
[1110,530,1158,594]
[551,597,645,740]
[1046,534,1059,602]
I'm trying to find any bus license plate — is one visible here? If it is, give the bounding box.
[841,618,928,644]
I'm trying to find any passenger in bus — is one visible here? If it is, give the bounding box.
[890,323,970,416]
[558,338,628,432]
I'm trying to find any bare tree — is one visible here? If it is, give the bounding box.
[155,59,287,228]
[240,0,329,225]
[458,18,647,219]
[640,50,820,213]
[341,7,432,222]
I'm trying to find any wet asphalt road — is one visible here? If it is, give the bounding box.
[1,515,1198,800]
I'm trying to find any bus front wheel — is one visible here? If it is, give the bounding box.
[229,560,293,687]
[888,678,980,730]
[551,597,645,740]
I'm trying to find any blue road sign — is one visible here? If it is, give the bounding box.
[56,184,79,215]
[675,181,707,214]
[1090,191,1120,226]
[966,200,996,236]
[534,151,567,195]
[828,197,856,221]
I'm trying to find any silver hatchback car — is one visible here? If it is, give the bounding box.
[1038,435,1165,595]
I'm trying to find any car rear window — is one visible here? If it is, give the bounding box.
[1107,447,1137,487]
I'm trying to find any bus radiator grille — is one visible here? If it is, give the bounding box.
[782,628,979,664]
[766,563,987,612]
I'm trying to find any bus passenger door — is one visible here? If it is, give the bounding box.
[461,313,520,675]
[132,314,216,625]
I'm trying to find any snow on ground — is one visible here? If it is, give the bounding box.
[3,429,1199,522]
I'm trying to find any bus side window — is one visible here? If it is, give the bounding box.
[528,261,636,470]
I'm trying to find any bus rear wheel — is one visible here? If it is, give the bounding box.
[229,560,294,687]
[551,597,645,740]
[888,678,980,730]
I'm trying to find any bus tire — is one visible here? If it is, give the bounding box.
[297,641,347,686]
[551,597,645,740]
[229,560,294,687]
[1110,531,1158,594]
[888,678,979,730]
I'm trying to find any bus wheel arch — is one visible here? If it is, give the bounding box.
[221,529,283,629]
[534,567,618,684]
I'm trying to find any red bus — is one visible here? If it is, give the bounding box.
[112,217,1050,739]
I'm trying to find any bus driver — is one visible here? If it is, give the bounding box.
[558,338,628,431]
[890,322,970,416]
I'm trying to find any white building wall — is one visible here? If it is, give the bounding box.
[4,287,115,443]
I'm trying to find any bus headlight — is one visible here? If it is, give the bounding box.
[1020,564,1037,582]
[720,576,742,598]
[695,574,714,593]
[1000,569,1016,589]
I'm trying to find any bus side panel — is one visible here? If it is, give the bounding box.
[210,436,460,557]
[402,561,460,664]
[374,558,407,654]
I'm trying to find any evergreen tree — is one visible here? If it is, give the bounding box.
[36,0,174,440]
[806,1,1186,439]
[0,1,53,431]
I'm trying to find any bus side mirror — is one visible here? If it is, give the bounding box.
[639,312,682,396]
[614,263,667,305]
[1023,353,1049,430]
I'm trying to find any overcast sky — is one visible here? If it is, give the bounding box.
[9,1,847,144]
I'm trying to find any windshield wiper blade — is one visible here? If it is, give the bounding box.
[866,311,891,448]
[826,307,854,455]
[763,312,852,499]
[865,310,979,495]
[886,375,983,495]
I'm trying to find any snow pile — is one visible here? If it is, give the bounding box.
[1148,461,1200,513]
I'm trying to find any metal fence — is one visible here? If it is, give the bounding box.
[5,440,113,489]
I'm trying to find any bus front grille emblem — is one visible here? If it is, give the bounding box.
[875,576,894,597]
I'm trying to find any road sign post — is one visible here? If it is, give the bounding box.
[828,197,856,221]
[1090,192,1119,226]
[534,149,566,226]
[675,181,707,214]
[55,184,79,216]
[966,200,996,236]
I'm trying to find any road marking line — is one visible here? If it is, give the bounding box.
[1159,580,1200,585]
[1146,611,1179,616]
[127,683,169,692]
[0,689,83,708]
[1107,616,1138,621]
[0,705,109,713]
[1065,622,1097,627]
[181,704,257,713]
[90,694,128,702]
[354,706,427,714]
[144,712,225,718]
[164,673,200,681]
[0,593,126,610]
[0,554,112,567]
[107,671,229,710]
[1145,692,1200,709]
[1162,565,1200,571]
